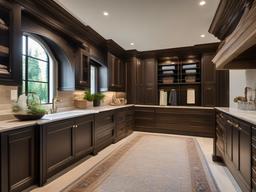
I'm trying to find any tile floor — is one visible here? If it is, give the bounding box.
[32,132,241,192]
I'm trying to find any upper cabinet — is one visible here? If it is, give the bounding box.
[126,55,157,105]
[108,52,125,92]
[0,1,21,85]
[209,0,256,69]
[75,48,90,90]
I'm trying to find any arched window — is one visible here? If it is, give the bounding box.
[22,35,55,104]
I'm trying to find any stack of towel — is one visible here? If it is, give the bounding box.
[0,64,9,75]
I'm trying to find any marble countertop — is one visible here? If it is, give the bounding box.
[0,104,134,133]
[135,105,214,110]
[215,107,256,126]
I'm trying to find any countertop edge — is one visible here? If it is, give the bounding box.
[215,107,256,126]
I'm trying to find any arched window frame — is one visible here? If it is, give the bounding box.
[22,34,57,104]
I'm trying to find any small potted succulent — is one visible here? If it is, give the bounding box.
[93,92,105,107]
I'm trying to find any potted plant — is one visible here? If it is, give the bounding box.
[93,92,105,107]
[83,89,94,108]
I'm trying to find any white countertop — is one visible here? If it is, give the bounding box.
[0,104,215,132]
[0,105,134,133]
[215,107,256,126]
[135,105,214,110]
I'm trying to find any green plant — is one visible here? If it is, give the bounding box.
[27,104,47,115]
[83,89,94,101]
[93,92,105,101]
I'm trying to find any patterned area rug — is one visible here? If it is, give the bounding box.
[63,133,219,192]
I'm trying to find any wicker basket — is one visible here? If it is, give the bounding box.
[74,99,93,109]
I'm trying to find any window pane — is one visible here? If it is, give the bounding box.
[22,81,26,94]
[28,57,48,82]
[28,82,48,103]
[28,37,48,61]
[22,36,26,55]
[22,56,26,80]
[90,65,96,94]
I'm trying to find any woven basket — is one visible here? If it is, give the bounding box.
[74,100,89,109]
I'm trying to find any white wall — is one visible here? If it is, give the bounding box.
[229,69,256,108]
[229,70,246,108]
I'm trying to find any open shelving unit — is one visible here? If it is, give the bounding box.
[0,6,10,76]
[157,56,201,106]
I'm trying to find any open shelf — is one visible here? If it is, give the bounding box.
[157,56,201,106]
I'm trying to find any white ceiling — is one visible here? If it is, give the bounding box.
[54,0,220,51]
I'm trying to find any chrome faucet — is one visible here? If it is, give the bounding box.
[51,96,62,113]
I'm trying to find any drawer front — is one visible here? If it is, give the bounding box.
[135,107,155,129]
[95,111,115,146]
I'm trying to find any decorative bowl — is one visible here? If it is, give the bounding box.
[14,114,45,121]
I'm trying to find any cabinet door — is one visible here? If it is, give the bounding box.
[42,119,74,180]
[74,115,94,159]
[239,122,251,188]
[225,123,233,161]
[233,127,239,169]
[1,127,36,192]
[136,58,144,104]
[126,57,137,104]
[108,52,125,91]
[143,58,157,105]
[201,54,216,107]
[76,48,90,89]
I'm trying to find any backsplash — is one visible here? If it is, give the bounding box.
[230,69,256,108]
[0,85,126,118]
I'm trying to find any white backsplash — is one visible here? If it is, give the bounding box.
[230,69,256,108]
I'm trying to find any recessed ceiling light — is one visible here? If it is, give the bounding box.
[103,11,109,16]
[200,34,206,38]
[199,1,206,6]
[130,43,135,46]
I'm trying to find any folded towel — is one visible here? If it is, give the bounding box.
[0,64,7,69]
[185,69,197,74]
[162,66,175,70]
[183,64,197,69]
[162,71,174,74]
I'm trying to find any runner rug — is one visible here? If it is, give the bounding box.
[63,133,219,192]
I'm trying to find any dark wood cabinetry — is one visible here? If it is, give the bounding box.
[108,52,125,91]
[135,106,214,137]
[115,107,134,142]
[1,126,36,192]
[0,1,21,85]
[75,48,90,89]
[94,110,115,153]
[39,115,94,185]
[214,110,251,192]
[201,54,216,107]
[127,57,157,105]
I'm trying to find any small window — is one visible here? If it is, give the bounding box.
[90,60,100,94]
[22,35,54,104]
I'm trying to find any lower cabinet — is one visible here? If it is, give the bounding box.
[115,107,134,142]
[94,111,115,153]
[214,110,251,192]
[39,115,94,185]
[1,127,36,192]
[135,106,215,137]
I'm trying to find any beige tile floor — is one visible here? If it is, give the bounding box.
[32,132,241,192]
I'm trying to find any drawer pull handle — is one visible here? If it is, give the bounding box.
[227,120,239,128]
